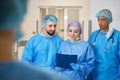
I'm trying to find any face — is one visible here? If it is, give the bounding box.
[45,22,57,36]
[98,17,110,31]
[67,26,80,41]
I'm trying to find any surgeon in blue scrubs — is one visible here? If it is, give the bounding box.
[22,14,63,68]
[56,21,95,80]
[88,9,120,80]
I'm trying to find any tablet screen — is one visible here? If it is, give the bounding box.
[56,54,77,70]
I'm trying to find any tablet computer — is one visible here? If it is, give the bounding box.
[56,53,77,69]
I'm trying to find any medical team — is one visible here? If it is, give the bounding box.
[2,0,120,80]
[21,8,120,80]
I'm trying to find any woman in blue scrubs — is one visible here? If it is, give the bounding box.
[56,21,95,80]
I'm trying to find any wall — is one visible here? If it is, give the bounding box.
[90,0,120,32]
[21,0,40,40]
[17,0,40,60]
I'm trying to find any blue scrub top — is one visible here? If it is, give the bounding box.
[88,29,120,80]
[56,40,95,80]
[22,33,63,68]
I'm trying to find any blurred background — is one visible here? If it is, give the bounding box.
[14,0,120,60]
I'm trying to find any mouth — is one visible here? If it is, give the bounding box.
[71,36,76,39]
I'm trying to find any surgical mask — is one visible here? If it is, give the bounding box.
[68,36,80,42]
[106,25,114,39]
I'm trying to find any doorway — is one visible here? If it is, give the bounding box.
[38,6,83,40]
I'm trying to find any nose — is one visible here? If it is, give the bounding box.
[71,31,75,35]
[51,26,56,30]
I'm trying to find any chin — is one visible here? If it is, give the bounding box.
[71,38,75,40]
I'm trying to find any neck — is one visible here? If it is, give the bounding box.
[41,29,54,37]
[41,29,48,36]
[0,30,14,61]
[101,26,109,32]
[69,37,81,42]
[101,29,109,32]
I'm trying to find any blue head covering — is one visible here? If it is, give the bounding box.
[0,0,28,29]
[96,9,113,23]
[67,21,82,35]
[42,14,58,29]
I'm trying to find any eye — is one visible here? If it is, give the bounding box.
[54,25,56,28]
[68,29,72,32]
[102,19,106,21]
[48,25,52,27]
[48,24,57,28]
[74,30,78,33]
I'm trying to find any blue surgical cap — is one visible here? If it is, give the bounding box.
[67,21,82,34]
[0,0,28,29]
[96,9,112,22]
[42,14,58,29]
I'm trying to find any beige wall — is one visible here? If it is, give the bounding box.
[21,0,40,40]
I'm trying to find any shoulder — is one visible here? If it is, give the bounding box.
[59,40,69,47]
[79,40,90,47]
[62,40,70,44]
[90,30,100,36]
[75,40,93,50]
[60,40,67,45]
[88,29,100,42]
[113,29,120,40]
[113,29,120,35]
[52,34,64,43]
[28,33,45,42]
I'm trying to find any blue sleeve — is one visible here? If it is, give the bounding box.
[118,33,120,63]
[55,42,65,72]
[45,42,57,68]
[79,44,95,77]
[59,37,64,44]
[88,33,92,43]
[58,43,63,54]
[21,37,34,64]
[117,33,120,79]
